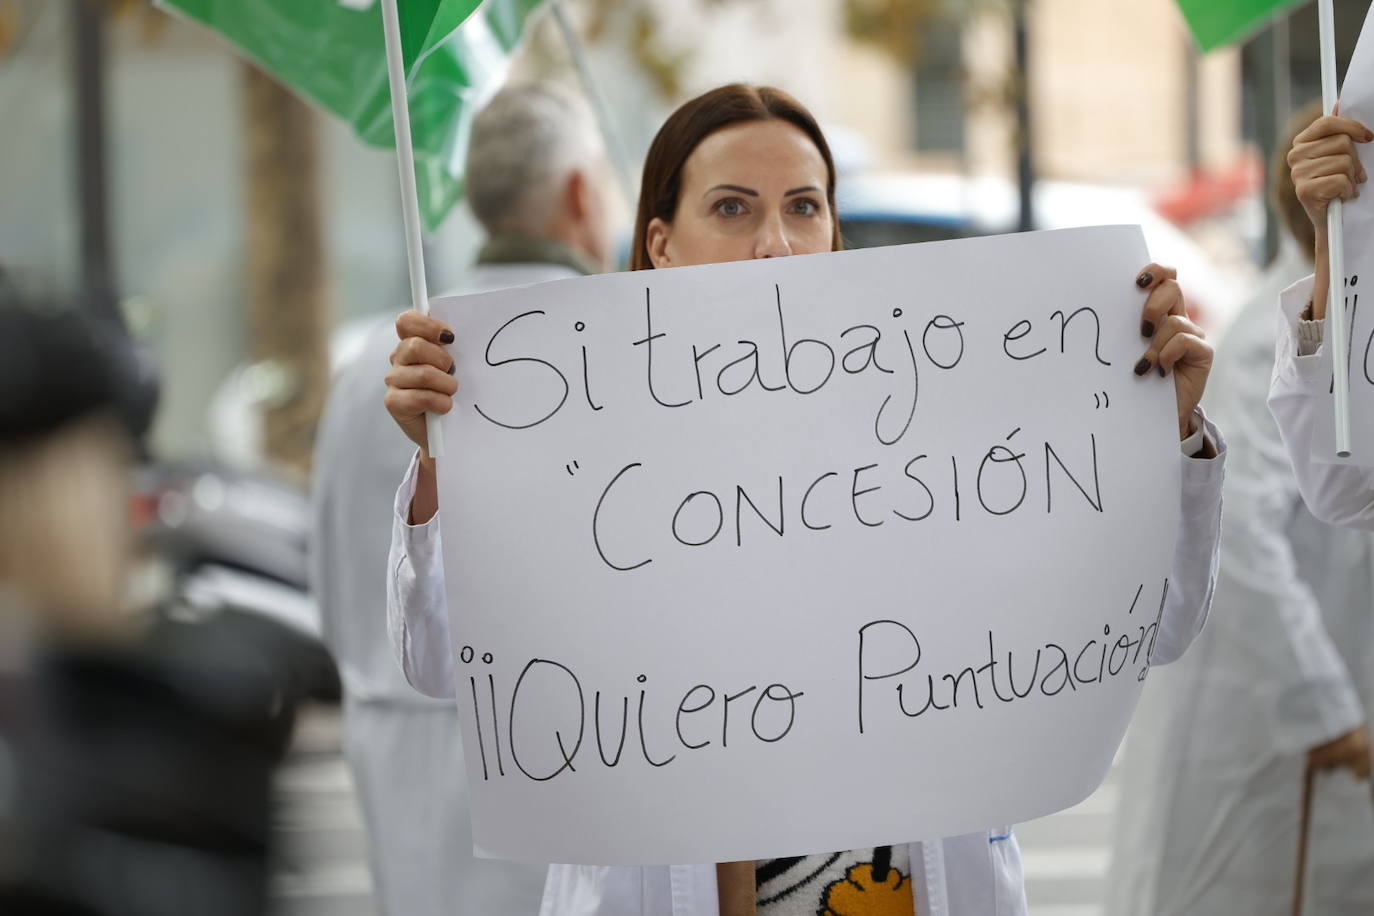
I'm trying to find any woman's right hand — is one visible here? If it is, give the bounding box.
[1289,111,1371,242]
[1288,110,1371,320]
[384,310,458,455]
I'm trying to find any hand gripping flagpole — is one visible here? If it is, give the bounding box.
[381,0,445,458]
[1320,0,1353,457]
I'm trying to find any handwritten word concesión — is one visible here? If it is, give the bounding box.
[592,429,1102,572]
[471,284,1112,445]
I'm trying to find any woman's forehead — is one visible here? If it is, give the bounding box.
[680,120,828,191]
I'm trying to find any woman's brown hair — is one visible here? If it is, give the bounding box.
[629,84,843,270]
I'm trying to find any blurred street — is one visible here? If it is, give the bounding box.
[272,708,376,916]
[271,705,1121,916]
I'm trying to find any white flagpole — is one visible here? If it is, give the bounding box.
[1319,0,1353,457]
[381,0,445,459]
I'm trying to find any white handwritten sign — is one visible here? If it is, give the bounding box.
[1317,2,1374,462]
[433,225,1180,865]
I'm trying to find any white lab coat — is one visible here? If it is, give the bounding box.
[310,261,578,916]
[1108,250,1374,916]
[386,398,1228,915]
[1269,274,1374,528]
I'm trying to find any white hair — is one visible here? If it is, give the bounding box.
[466,82,603,236]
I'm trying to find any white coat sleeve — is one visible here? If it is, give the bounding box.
[1268,275,1374,529]
[1147,410,1226,666]
[385,451,457,699]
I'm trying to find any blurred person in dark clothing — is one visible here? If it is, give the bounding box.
[0,307,139,633]
[0,302,293,916]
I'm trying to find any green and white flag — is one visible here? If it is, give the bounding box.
[158,0,547,228]
[1175,0,1308,52]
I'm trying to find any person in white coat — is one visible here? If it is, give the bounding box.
[1270,109,1374,527]
[310,82,613,916]
[380,84,1226,916]
[1109,109,1374,916]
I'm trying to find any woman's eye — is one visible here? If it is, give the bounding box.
[790,198,820,216]
[714,198,746,217]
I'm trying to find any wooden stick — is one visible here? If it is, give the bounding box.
[1292,763,1317,916]
[716,861,758,916]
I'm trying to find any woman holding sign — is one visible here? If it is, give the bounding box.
[382,84,1226,916]
[1269,109,1374,529]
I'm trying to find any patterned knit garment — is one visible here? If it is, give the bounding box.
[756,845,914,915]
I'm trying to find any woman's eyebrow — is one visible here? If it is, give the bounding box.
[703,184,759,197]
[785,186,821,196]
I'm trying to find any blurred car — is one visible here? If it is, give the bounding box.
[135,460,333,677]
[837,171,1254,332]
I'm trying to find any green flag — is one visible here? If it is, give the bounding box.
[1175,0,1309,51]
[157,0,548,229]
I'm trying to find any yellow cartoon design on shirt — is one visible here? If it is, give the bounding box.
[818,847,914,916]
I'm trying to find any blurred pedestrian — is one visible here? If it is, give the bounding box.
[380,82,1225,916]
[0,306,138,643]
[311,81,612,916]
[1108,102,1374,916]
[0,301,292,916]
[0,303,141,915]
[1269,106,1374,526]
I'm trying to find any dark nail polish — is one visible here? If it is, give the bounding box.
[1136,272,1153,289]
[439,330,455,344]
[446,363,456,375]
[1134,357,1151,376]
[1141,320,1155,337]
[1157,364,1167,378]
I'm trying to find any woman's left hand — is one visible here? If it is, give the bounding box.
[1132,263,1213,439]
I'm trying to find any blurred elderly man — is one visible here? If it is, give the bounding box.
[310,82,613,916]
